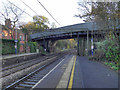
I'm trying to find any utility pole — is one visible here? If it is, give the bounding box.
[91,22,94,56]
[77,33,80,55]
[15,30,17,54]
[43,38,46,52]
[87,29,89,56]
[91,38,93,56]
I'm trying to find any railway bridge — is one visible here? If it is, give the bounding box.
[30,21,120,55]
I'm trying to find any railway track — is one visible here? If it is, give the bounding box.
[2,51,69,89]
[1,52,60,71]
[1,51,69,77]
[1,54,58,78]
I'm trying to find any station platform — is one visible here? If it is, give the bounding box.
[1,53,41,68]
[67,56,118,88]
[1,53,38,60]
[31,55,118,89]
[29,55,118,89]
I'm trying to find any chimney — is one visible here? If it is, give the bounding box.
[5,18,11,29]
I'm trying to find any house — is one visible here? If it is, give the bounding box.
[17,29,30,53]
[0,19,30,53]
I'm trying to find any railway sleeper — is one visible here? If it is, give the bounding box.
[18,83,34,87]
[23,81,36,85]
[3,52,69,89]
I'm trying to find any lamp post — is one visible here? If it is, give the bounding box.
[15,28,18,54]
[87,29,89,56]
[91,22,94,56]
[91,38,93,56]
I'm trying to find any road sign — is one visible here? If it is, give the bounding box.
[91,45,94,49]
[91,38,93,42]
[14,40,18,42]
[15,45,17,48]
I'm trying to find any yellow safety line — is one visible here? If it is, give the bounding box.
[68,56,76,90]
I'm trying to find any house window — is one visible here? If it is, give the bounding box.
[20,35,22,41]
[23,36,25,41]
[2,32,5,37]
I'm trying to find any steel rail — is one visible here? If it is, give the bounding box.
[3,52,68,89]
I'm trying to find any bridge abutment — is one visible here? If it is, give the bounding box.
[47,40,57,53]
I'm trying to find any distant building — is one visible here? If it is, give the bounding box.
[0,19,30,53]
[17,29,29,53]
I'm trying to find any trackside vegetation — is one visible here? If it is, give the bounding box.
[89,34,120,71]
[1,39,20,55]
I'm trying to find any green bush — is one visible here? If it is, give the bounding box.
[95,34,120,63]
[29,42,37,53]
[1,39,20,55]
[104,62,118,71]
[103,35,120,64]
[94,33,119,70]
[39,46,44,52]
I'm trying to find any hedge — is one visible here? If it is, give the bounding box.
[1,39,20,55]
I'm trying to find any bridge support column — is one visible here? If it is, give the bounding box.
[81,37,86,56]
[77,33,80,55]
[87,30,89,56]
[81,38,84,56]
[43,39,47,51]
[77,34,87,56]
[48,40,57,53]
[46,41,49,52]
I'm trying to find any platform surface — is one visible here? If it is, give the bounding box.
[71,56,118,88]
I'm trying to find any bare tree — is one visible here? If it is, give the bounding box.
[76,2,119,30]
[75,2,93,22]
[0,1,24,39]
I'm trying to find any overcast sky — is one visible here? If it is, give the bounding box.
[0,0,85,28]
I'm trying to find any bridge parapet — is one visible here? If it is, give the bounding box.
[30,21,120,41]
